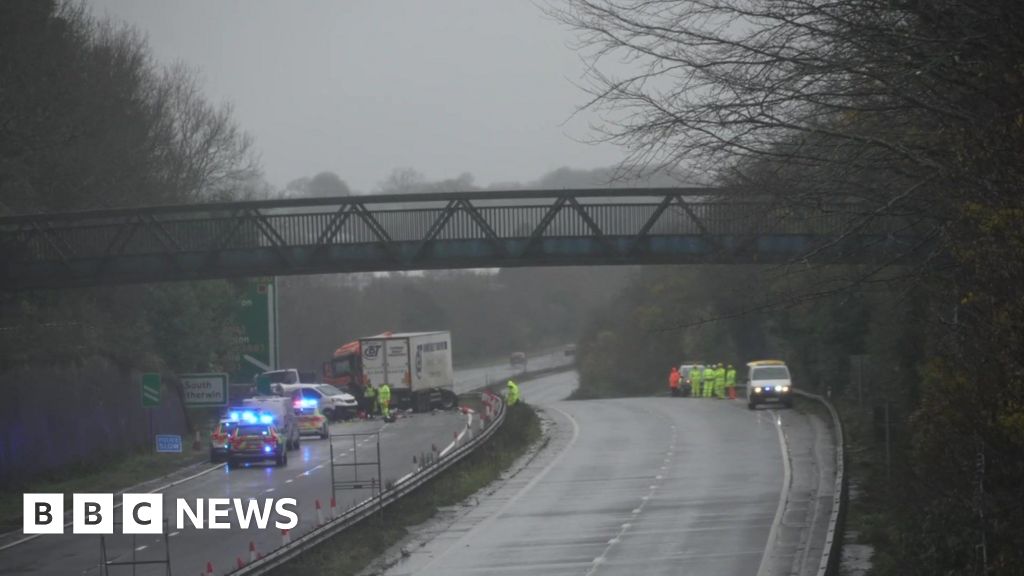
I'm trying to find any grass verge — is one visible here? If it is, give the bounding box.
[0,411,217,534]
[268,401,542,576]
[0,448,208,533]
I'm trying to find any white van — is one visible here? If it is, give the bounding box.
[746,360,794,409]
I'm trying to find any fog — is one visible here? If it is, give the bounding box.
[87,0,625,192]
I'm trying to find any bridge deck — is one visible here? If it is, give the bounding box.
[0,189,925,289]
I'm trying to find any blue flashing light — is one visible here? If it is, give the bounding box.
[259,414,274,424]
[297,399,317,409]
[229,411,240,421]
[263,445,273,453]
[241,411,256,422]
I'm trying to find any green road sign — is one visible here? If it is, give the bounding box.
[229,277,278,383]
[141,373,161,407]
[179,373,229,407]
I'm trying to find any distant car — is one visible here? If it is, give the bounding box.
[679,363,704,397]
[278,383,358,421]
[746,360,794,409]
[564,345,577,357]
[510,352,527,368]
[227,419,288,468]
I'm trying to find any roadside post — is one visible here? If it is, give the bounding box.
[141,373,161,447]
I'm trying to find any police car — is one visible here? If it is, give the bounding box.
[293,397,330,439]
[746,360,794,410]
[224,409,289,468]
[209,417,239,462]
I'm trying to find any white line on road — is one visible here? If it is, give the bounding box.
[756,410,793,576]
[418,404,581,572]
[135,545,147,551]
[0,461,224,552]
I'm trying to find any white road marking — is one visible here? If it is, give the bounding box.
[169,532,179,537]
[0,461,224,551]
[264,488,274,493]
[135,545,147,551]
[419,404,581,571]
[756,410,793,576]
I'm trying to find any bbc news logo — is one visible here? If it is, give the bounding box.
[24,494,299,534]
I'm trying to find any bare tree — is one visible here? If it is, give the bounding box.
[550,2,1024,573]
[149,64,261,203]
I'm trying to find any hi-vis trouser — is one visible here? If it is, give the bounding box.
[703,371,716,397]
[691,376,702,397]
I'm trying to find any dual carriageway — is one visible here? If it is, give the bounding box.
[0,351,839,576]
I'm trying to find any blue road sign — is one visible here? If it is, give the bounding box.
[155,434,183,453]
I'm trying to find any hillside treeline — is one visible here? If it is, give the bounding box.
[278,266,631,371]
[0,1,256,482]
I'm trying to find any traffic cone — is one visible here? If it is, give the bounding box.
[282,528,291,545]
[249,541,257,563]
[315,499,324,526]
[728,386,736,400]
[237,556,245,569]
[330,497,337,519]
[204,561,214,574]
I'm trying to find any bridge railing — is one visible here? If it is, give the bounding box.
[1,188,929,289]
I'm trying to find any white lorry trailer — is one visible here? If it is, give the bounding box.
[359,331,457,412]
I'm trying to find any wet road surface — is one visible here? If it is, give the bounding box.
[384,371,824,576]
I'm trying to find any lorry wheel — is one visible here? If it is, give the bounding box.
[439,391,456,410]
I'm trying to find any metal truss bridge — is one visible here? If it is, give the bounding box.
[0,188,922,290]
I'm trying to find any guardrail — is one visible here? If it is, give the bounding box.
[227,394,506,575]
[793,389,847,576]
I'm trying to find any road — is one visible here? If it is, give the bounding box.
[453,348,574,394]
[383,371,834,576]
[0,354,571,576]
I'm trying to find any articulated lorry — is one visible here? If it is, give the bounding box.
[324,331,457,412]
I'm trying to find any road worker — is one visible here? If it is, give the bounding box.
[379,382,391,420]
[669,366,681,397]
[691,365,703,398]
[507,379,520,406]
[364,383,377,417]
[702,364,716,397]
[715,363,726,399]
[725,364,737,399]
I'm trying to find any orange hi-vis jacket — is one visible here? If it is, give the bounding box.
[669,368,681,389]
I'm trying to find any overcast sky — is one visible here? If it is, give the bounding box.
[87,0,625,193]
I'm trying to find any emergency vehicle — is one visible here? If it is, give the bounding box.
[209,417,239,462]
[293,398,330,439]
[242,396,300,449]
[746,360,794,409]
[224,409,289,468]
